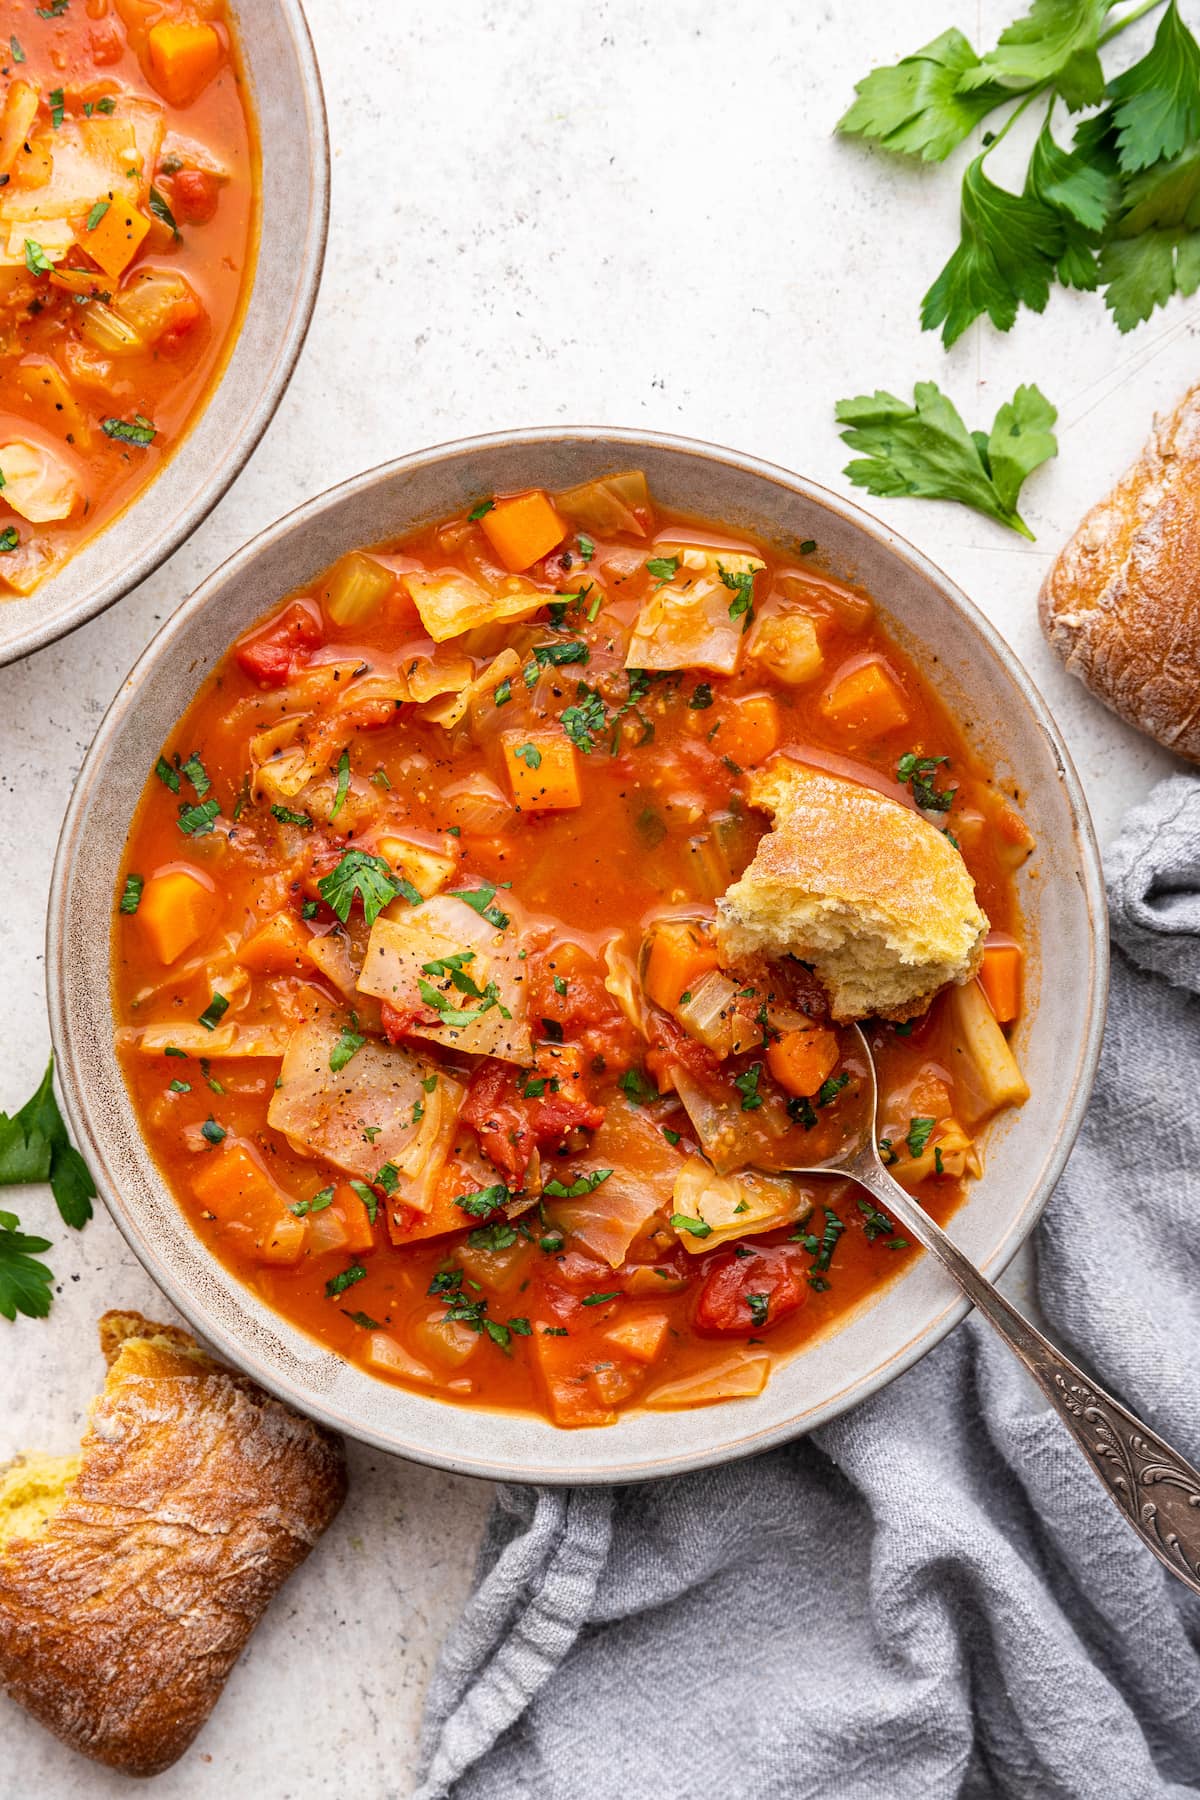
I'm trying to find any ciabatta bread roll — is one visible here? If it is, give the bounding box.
[716,760,988,1021]
[0,1311,346,1777]
[1040,381,1200,762]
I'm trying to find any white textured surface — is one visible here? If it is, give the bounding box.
[0,0,1193,1792]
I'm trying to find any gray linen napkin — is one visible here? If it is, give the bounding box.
[416,773,1200,1800]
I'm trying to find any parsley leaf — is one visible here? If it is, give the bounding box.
[325,1264,367,1298]
[0,1217,54,1322]
[718,561,756,631]
[119,874,143,914]
[897,752,955,812]
[959,0,1110,111]
[836,380,1057,540]
[451,883,510,930]
[512,742,542,770]
[542,1170,613,1199]
[329,1028,365,1073]
[319,850,402,926]
[671,1212,712,1239]
[101,414,156,446]
[24,239,56,275]
[198,993,229,1032]
[837,27,1006,163]
[148,184,181,240]
[921,155,1065,346]
[734,1062,764,1112]
[0,1056,96,1233]
[177,796,220,836]
[906,1116,937,1158]
[561,687,607,753]
[329,749,351,822]
[1107,0,1200,174]
[645,554,680,585]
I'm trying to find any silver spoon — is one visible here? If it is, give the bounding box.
[788,1022,1200,1599]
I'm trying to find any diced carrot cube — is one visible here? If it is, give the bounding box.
[820,659,910,739]
[643,921,720,1013]
[716,693,779,766]
[480,491,566,572]
[604,1312,669,1365]
[192,1143,308,1266]
[147,21,224,107]
[531,1324,617,1427]
[501,728,582,811]
[237,911,317,975]
[77,202,152,282]
[137,866,216,965]
[980,943,1022,1024]
[766,1026,840,1098]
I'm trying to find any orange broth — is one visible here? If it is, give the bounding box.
[113,472,1033,1427]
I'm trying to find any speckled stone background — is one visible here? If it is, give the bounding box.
[0,1,1193,1793]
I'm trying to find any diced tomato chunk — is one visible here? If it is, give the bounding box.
[235,602,323,688]
[89,23,124,64]
[462,1060,533,1185]
[694,1245,808,1336]
[171,168,221,224]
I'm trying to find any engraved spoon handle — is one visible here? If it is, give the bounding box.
[850,1151,1200,1597]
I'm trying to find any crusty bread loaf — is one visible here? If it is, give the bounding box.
[0,1311,346,1777]
[1040,381,1200,762]
[715,760,987,1021]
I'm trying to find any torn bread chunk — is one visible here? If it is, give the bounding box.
[715,760,988,1021]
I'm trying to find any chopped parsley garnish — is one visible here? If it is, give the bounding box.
[118,874,143,914]
[897,751,955,812]
[542,1325,568,1336]
[329,748,352,821]
[37,0,70,17]
[341,1309,382,1330]
[375,1162,399,1194]
[168,1078,191,1094]
[101,413,157,446]
[671,1212,712,1239]
[200,1117,226,1147]
[291,1187,335,1217]
[271,803,314,829]
[578,533,595,562]
[542,1170,613,1199]
[531,639,590,667]
[451,883,510,930]
[493,678,512,707]
[24,239,56,275]
[454,1184,511,1218]
[799,538,817,555]
[469,1221,520,1253]
[468,498,495,520]
[745,1292,769,1327]
[85,199,110,232]
[197,993,229,1032]
[319,849,403,926]
[329,1028,365,1073]
[9,35,25,61]
[553,974,568,996]
[181,752,210,796]
[325,1264,367,1298]
[513,742,542,769]
[733,1062,764,1111]
[48,86,64,128]
[582,1291,620,1307]
[148,185,180,239]
[856,1195,907,1248]
[662,1126,682,1146]
[348,1180,378,1224]
[816,1072,850,1107]
[906,1115,937,1158]
[560,687,607,753]
[0,528,17,553]
[718,561,756,630]
[177,797,220,836]
[617,1066,655,1106]
[645,554,680,585]
[689,683,714,710]
[155,755,180,793]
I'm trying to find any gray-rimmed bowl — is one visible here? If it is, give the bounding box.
[47,428,1108,1485]
[0,0,328,666]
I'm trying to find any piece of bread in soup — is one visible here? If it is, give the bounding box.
[716,760,988,1021]
[0,1311,347,1777]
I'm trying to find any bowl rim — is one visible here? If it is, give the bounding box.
[0,0,330,667]
[46,425,1110,1482]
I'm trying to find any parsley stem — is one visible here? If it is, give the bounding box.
[980,84,1046,158]
[1098,0,1165,47]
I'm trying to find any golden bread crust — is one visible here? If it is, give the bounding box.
[0,1311,346,1777]
[716,761,987,1020]
[1039,381,1200,762]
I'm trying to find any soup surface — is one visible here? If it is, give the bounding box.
[0,0,257,596]
[113,472,1033,1427]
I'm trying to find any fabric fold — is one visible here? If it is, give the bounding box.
[416,774,1200,1800]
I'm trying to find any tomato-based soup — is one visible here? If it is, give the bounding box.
[113,472,1033,1427]
[0,0,257,596]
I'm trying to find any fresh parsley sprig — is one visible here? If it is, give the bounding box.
[839,0,1200,339]
[0,1058,97,1322]
[835,379,1058,538]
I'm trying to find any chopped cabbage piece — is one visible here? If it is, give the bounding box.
[551,1102,681,1268]
[670,1155,813,1251]
[643,1351,769,1409]
[625,546,763,675]
[268,1016,461,1190]
[357,893,533,1064]
[404,570,545,642]
[0,439,80,523]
